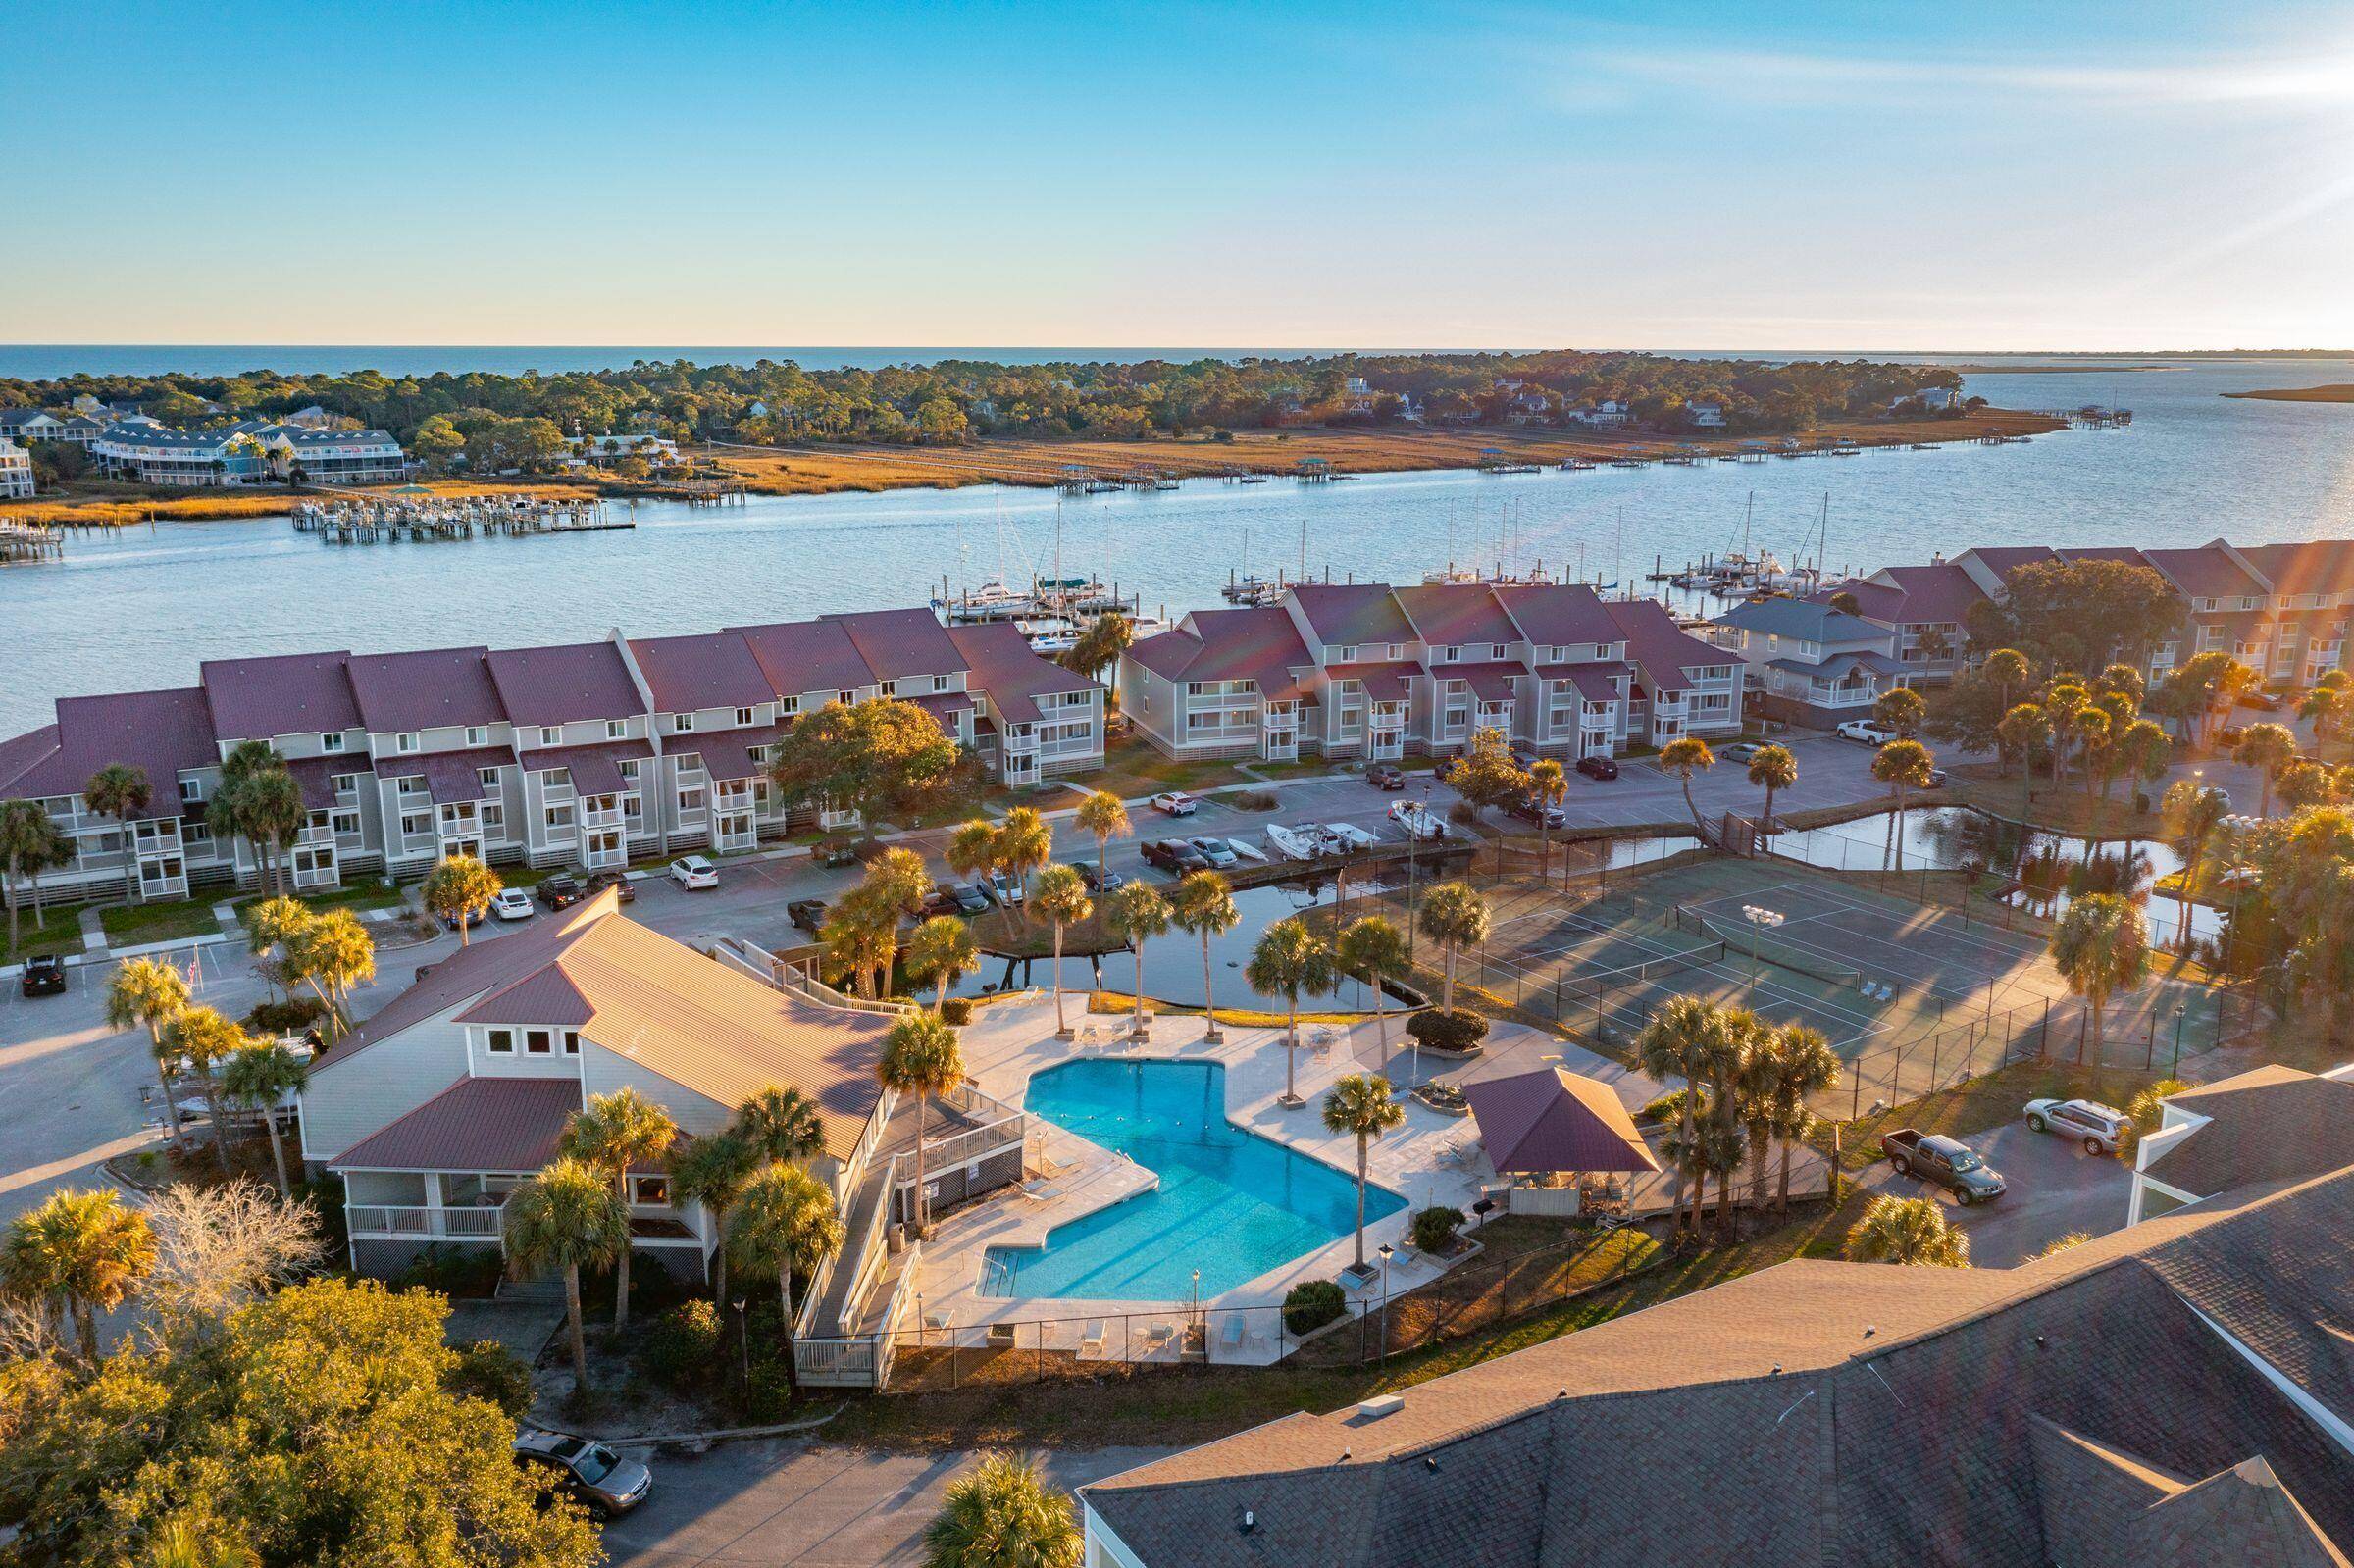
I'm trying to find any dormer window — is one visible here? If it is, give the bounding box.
[932,675,949,692]
[525,1029,553,1055]
[838,690,855,705]
[735,707,756,727]
[321,732,347,752]
[486,1028,515,1054]
[1490,644,1508,660]
[1332,646,1356,663]
[478,767,499,788]
[881,680,897,698]
[780,696,801,716]
[605,720,627,740]
[395,732,420,754]
[466,726,489,746]
[673,713,694,733]
[539,726,562,746]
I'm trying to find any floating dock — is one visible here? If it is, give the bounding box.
[291,495,629,545]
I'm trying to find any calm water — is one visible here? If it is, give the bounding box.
[6,356,2351,737]
[979,1058,1406,1301]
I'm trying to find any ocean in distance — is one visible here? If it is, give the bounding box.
[1,355,2349,737]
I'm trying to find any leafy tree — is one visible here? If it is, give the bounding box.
[107,956,192,1144]
[0,797,71,954]
[921,1450,1082,1568]
[904,915,980,1011]
[1246,916,1336,1106]
[1657,736,1715,836]
[1447,726,1529,820]
[670,1131,759,1305]
[736,1085,828,1167]
[2,1187,154,1360]
[1845,1194,1970,1267]
[421,854,501,946]
[1976,557,2183,672]
[2277,756,2333,813]
[220,1041,307,1194]
[1321,1074,1406,1270]
[1169,871,1239,1041]
[164,1007,250,1172]
[2050,893,2150,1064]
[1526,758,1567,879]
[137,1180,324,1343]
[2300,679,2354,760]
[1073,790,1130,881]
[1417,880,1490,1013]
[1980,647,2031,713]
[1872,685,1926,738]
[82,762,151,904]
[767,697,958,830]
[1031,864,1093,1038]
[1335,915,1409,1081]
[2234,722,2299,817]
[1101,880,1171,1040]
[878,1011,965,1236]
[1744,743,1797,829]
[502,1157,627,1390]
[559,1087,679,1331]
[727,1162,844,1390]
[1870,739,1937,869]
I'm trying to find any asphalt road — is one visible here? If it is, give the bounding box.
[1856,1118,2133,1266]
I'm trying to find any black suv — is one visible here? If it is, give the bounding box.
[1508,797,1567,828]
[1364,763,1405,791]
[584,869,635,903]
[1076,861,1129,894]
[19,953,67,997]
[537,875,586,909]
[1575,754,1619,781]
[924,883,992,916]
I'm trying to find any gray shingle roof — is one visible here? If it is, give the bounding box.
[1714,597,1887,642]
[2147,1067,2354,1200]
[1288,583,1416,648]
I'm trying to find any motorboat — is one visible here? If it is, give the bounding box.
[1265,823,1324,862]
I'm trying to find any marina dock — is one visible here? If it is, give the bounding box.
[291,495,629,545]
[0,521,64,565]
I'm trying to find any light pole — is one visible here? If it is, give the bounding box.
[734,1297,750,1400]
[1376,1243,1395,1364]
[2169,1002,2188,1079]
[1741,904,1782,995]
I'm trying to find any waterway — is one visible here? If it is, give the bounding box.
[4,355,2350,737]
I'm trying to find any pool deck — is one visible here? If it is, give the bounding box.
[908,993,1666,1365]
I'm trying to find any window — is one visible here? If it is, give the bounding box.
[679,788,705,814]
[321,731,347,753]
[881,680,897,697]
[838,689,855,705]
[605,720,627,740]
[526,1029,552,1055]
[1491,644,1508,660]
[672,712,693,732]
[179,776,204,803]
[1440,646,1458,663]
[539,726,562,746]
[735,707,756,727]
[395,732,420,754]
[332,772,359,794]
[779,695,799,716]
[466,726,488,746]
[400,811,432,837]
[481,804,503,833]
[562,1030,581,1055]
[932,675,949,692]
[1332,645,1356,663]
[185,822,213,845]
[632,1175,669,1206]
[479,767,499,788]
[486,1029,515,1054]
[331,810,360,836]
[545,804,574,831]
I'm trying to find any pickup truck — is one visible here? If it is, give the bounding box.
[1879,1129,2007,1204]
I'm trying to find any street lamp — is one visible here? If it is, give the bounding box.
[1741,904,1782,994]
[2169,1002,2188,1079]
[734,1297,750,1399]
[1376,1243,1396,1363]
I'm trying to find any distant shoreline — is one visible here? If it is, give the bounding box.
[2220,384,2354,403]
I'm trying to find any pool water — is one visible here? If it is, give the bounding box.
[980,1059,1407,1301]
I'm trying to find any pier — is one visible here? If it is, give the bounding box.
[0,520,65,565]
[291,494,629,546]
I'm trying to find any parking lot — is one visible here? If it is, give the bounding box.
[1858,1118,2134,1267]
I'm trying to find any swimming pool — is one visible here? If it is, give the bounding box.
[980,1059,1407,1301]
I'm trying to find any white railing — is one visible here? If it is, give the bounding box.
[583,804,624,830]
[347,1204,505,1239]
[914,1113,1025,1175]
[793,1239,921,1390]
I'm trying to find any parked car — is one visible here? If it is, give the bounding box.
[1508,797,1567,828]
[1142,838,1208,873]
[1719,740,1764,763]
[1836,719,1895,745]
[669,855,719,890]
[1926,767,1951,787]
[536,874,585,909]
[925,882,991,916]
[1364,763,1406,790]
[1879,1129,2007,1204]
[19,953,66,998]
[788,898,829,936]
[1076,861,1128,894]
[984,869,1025,906]
[2237,689,2282,711]
[2023,1097,2128,1156]
[584,869,635,904]
[1432,756,1461,784]
[1509,744,1540,772]
[1189,836,1240,868]
[1150,791,1198,817]
[514,1430,650,1518]
[1574,754,1619,781]
[2216,725,2248,748]
[442,906,486,933]
[814,839,860,869]
[1386,800,1450,840]
[492,888,536,922]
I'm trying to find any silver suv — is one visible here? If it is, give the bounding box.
[514,1429,650,1516]
[2023,1097,2127,1156]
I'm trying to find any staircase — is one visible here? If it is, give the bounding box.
[809,1162,893,1337]
[496,1274,567,1306]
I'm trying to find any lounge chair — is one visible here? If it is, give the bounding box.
[1219,1315,1245,1351]
[1080,1320,1107,1357]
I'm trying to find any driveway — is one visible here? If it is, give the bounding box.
[600,1442,1167,1567]
[1857,1120,2132,1267]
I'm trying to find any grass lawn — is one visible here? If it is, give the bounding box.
[100,898,223,948]
[1085,735,1254,800]
[1,904,84,962]
[233,879,404,924]
[1247,758,1348,782]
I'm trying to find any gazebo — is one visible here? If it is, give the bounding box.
[1461,1067,1660,1217]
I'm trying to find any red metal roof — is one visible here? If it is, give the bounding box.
[1323,660,1421,703]
[8,687,218,815]
[485,640,644,728]
[419,748,510,805]
[946,621,1099,723]
[627,632,775,714]
[199,651,361,742]
[1494,582,1623,647]
[825,608,967,683]
[1394,583,1519,648]
[1463,1067,1660,1175]
[523,739,653,795]
[333,1076,582,1172]
[345,646,504,734]
[1442,662,1521,703]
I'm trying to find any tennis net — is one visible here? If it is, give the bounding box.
[1675,906,1864,988]
[1558,938,1727,996]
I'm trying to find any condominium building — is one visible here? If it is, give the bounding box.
[1709,597,1915,728]
[88,418,406,486]
[1118,580,1740,764]
[0,409,105,446]
[0,437,31,499]
[0,609,1101,902]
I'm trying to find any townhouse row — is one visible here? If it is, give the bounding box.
[0,609,1101,903]
[1117,581,1743,764]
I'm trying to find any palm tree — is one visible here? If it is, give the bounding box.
[728,1161,844,1391]
[0,798,70,955]
[947,818,1001,902]
[1744,743,1797,832]
[819,891,900,1000]
[2072,705,2114,827]
[1870,739,1937,869]
[1767,1025,1838,1217]
[559,1087,679,1331]
[670,1131,759,1305]
[1657,737,1715,837]
[242,893,312,1002]
[1321,1074,1406,1270]
[735,1085,827,1167]
[107,956,191,1145]
[1526,759,1566,880]
[281,907,375,1040]
[221,1041,307,1194]
[878,1011,964,1237]
[1100,880,1171,1039]
[1416,881,1490,1013]
[2234,722,2299,818]
[1031,864,1093,1039]
[903,915,979,1011]
[164,1006,249,1172]
[1981,647,2030,716]
[1844,1194,1970,1267]
[1696,1104,1748,1244]
[1635,995,1739,1239]
[242,769,307,898]
[2300,681,2352,761]
[920,1450,1082,1568]
[1074,790,1131,884]
[1169,871,1239,1042]
[2050,893,2150,1065]
[1246,916,1335,1108]
[82,762,151,904]
[1731,1024,1786,1220]
[502,1158,627,1390]
[995,807,1052,920]
[1336,915,1410,1086]
[862,845,934,918]
[2,1187,156,1360]
[1997,702,2051,814]
[421,854,501,947]
[2042,683,2087,789]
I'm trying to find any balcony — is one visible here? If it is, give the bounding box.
[582,803,625,830]
[346,1202,695,1243]
[1262,708,1299,732]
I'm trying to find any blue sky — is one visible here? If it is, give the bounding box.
[5,1,2351,350]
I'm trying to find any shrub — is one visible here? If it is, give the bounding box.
[244,996,329,1035]
[1282,1279,1348,1337]
[1230,789,1279,813]
[1405,1008,1489,1055]
[641,1299,723,1389]
[743,1362,795,1422]
[1410,1205,1463,1253]
[939,997,974,1027]
[446,1339,534,1415]
[1640,1087,1710,1124]
[394,1242,503,1298]
[1446,800,1482,827]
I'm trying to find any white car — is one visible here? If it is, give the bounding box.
[669,855,719,890]
[1836,719,1895,745]
[491,888,536,922]
[1386,800,1450,840]
[1150,791,1198,817]
[2023,1097,2128,1156]
[1323,821,1379,850]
